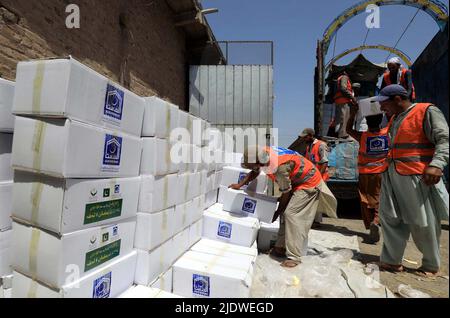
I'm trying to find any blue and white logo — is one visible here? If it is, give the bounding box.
[112,226,118,236]
[271,146,299,156]
[103,134,122,166]
[104,84,124,121]
[92,272,112,298]
[242,198,257,214]
[238,172,247,184]
[114,184,120,194]
[367,136,389,155]
[193,274,210,297]
[218,221,232,239]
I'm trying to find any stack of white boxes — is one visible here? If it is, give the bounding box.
[171,153,273,298]
[134,96,210,294]
[0,78,15,298]
[9,57,144,298]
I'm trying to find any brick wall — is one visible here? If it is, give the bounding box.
[0,0,188,108]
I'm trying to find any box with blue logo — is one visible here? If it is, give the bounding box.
[11,116,142,178]
[220,166,268,194]
[172,250,254,298]
[223,189,278,224]
[12,57,145,137]
[11,219,136,288]
[12,251,137,298]
[202,204,260,248]
[12,171,140,234]
[0,78,15,133]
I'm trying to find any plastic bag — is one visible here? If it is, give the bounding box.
[398,285,432,298]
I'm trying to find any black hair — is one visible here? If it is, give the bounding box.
[366,114,384,129]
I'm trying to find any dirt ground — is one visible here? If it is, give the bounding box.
[320,202,449,298]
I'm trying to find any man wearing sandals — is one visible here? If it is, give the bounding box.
[229,146,337,268]
[376,85,449,278]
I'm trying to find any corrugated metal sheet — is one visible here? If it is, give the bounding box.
[189,65,274,127]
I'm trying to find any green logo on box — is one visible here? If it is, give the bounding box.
[84,199,123,225]
[84,240,121,272]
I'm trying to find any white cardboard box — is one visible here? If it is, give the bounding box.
[12,172,140,234]
[12,251,137,298]
[12,219,136,288]
[223,189,278,224]
[257,220,280,252]
[0,182,12,231]
[140,138,179,176]
[150,97,179,139]
[119,285,181,298]
[172,251,253,298]
[148,174,178,213]
[138,175,154,213]
[358,97,383,118]
[188,219,203,248]
[217,186,227,204]
[172,228,191,261]
[150,268,173,293]
[13,57,145,137]
[0,78,15,132]
[135,239,175,286]
[205,189,218,209]
[203,204,259,248]
[191,195,205,223]
[0,133,13,181]
[220,166,267,194]
[174,201,193,235]
[142,97,156,137]
[12,116,142,178]
[191,239,258,265]
[0,230,12,277]
[134,209,175,251]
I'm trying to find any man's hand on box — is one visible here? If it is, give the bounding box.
[229,184,242,190]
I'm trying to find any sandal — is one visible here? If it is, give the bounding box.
[281,260,300,268]
[415,268,439,278]
[379,262,404,273]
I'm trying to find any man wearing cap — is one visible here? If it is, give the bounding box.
[334,71,358,139]
[300,128,330,226]
[346,105,388,244]
[229,146,337,268]
[381,57,415,101]
[300,128,330,182]
[376,84,448,277]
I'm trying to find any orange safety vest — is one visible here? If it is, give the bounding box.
[264,146,322,191]
[384,103,435,175]
[306,140,330,181]
[358,128,389,175]
[383,68,416,100]
[334,75,353,105]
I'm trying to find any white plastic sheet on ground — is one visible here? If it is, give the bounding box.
[250,231,395,298]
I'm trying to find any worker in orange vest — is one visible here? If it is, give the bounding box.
[300,128,330,227]
[346,107,389,244]
[229,146,337,268]
[381,57,416,101]
[334,71,358,139]
[376,84,448,277]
